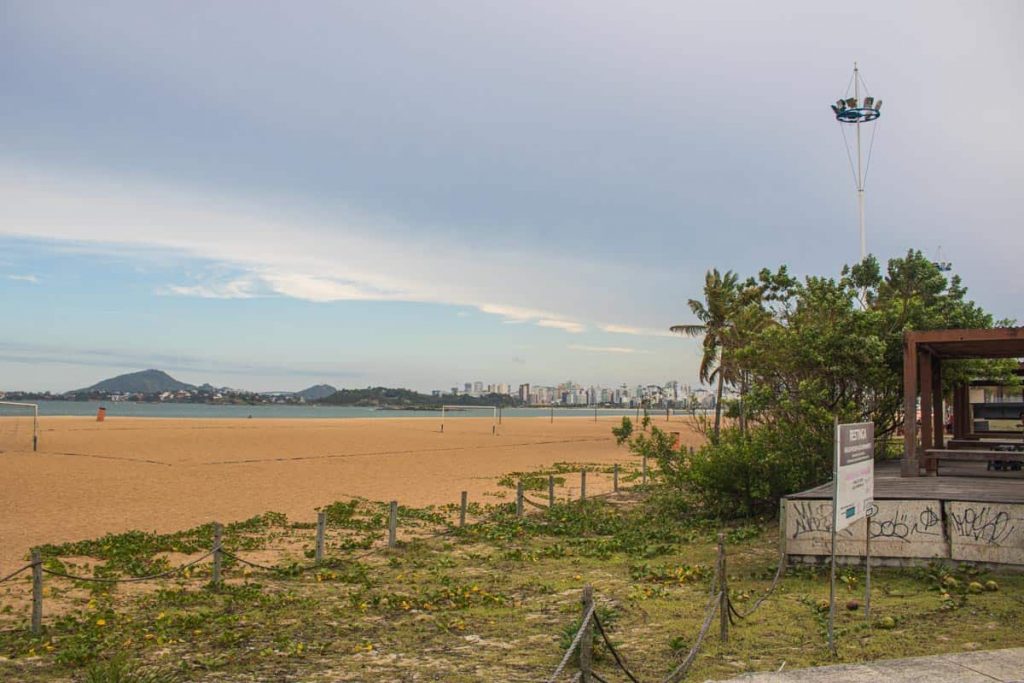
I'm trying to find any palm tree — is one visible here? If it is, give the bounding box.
[671,269,739,438]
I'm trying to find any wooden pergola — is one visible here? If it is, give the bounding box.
[902,327,1024,477]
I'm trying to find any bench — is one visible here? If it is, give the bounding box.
[923,448,1023,473]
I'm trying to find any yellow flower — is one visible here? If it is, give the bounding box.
[95,619,106,627]
[156,612,166,620]
[573,574,582,581]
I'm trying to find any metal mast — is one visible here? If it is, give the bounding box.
[854,63,865,261]
[831,64,881,263]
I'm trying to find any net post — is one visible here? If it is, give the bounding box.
[315,511,326,565]
[642,454,648,485]
[459,491,468,527]
[580,470,586,501]
[33,405,39,452]
[31,549,42,635]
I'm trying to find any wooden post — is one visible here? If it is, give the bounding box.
[459,491,468,528]
[932,356,944,451]
[550,405,554,423]
[580,470,586,501]
[919,348,934,475]
[548,474,555,507]
[718,533,728,643]
[642,454,648,485]
[580,584,594,683]
[31,549,42,635]
[315,511,326,565]
[865,512,872,622]
[902,333,919,476]
[613,463,619,492]
[779,497,788,567]
[516,481,524,517]
[212,522,223,588]
[388,501,398,548]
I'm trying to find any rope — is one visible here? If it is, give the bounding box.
[0,563,36,584]
[593,612,641,683]
[659,591,720,683]
[545,604,596,683]
[523,496,550,510]
[590,672,611,683]
[41,549,217,584]
[217,549,282,574]
[728,551,786,620]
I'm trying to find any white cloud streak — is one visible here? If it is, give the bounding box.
[568,344,649,354]
[0,165,674,338]
[7,274,40,284]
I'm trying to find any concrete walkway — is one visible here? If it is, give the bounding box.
[715,647,1024,682]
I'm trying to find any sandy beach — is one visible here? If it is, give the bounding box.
[0,415,704,570]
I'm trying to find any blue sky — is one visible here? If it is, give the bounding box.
[1,1,1022,392]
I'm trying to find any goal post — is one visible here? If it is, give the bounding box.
[0,401,39,452]
[440,405,498,435]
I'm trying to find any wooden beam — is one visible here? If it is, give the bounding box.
[902,333,919,477]
[932,356,944,453]
[919,348,934,468]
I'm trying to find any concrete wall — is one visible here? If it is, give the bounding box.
[784,499,1024,566]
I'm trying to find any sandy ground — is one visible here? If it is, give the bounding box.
[0,415,704,570]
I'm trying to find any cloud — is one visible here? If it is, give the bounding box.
[7,274,39,284]
[568,344,649,354]
[600,324,676,338]
[537,319,585,334]
[162,276,260,299]
[0,165,675,337]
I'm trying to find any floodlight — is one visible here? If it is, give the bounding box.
[864,96,874,108]
[845,97,857,108]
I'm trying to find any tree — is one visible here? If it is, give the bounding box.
[670,269,740,439]
[653,250,1014,517]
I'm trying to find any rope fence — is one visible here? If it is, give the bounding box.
[543,528,789,683]
[1,463,788,680]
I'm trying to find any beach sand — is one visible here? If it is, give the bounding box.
[0,415,704,570]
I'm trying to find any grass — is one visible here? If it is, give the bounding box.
[1,467,1022,681]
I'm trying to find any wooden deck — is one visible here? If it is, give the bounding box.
[789,460,1024,504]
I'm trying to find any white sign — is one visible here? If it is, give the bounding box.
[834,422,874,532]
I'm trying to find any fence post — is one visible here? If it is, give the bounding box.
[388,501,398,548]
[315,511,326,565]
[613,463,619,492]
[642,454,648,485]
[548,474,555,507]
[779,497,788,568]
[31,549,42,635]
[580,470,587,501]
[516,481,524,517]
[460,491,468,528]
[212,522,223,588]
[580,584,594,683]
[718,532,728,643]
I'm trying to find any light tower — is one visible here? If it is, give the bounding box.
[831,63,881,262]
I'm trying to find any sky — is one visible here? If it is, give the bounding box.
[1,1,1022,393]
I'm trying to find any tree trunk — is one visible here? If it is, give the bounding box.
[714,371,724,439]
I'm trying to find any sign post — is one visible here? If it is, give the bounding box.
[829,419,874,656]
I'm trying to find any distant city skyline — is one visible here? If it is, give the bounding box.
[2,2,1021,391]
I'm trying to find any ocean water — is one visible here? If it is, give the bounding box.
[27,400,673,420]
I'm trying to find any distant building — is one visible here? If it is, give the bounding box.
[518,383,530,403]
